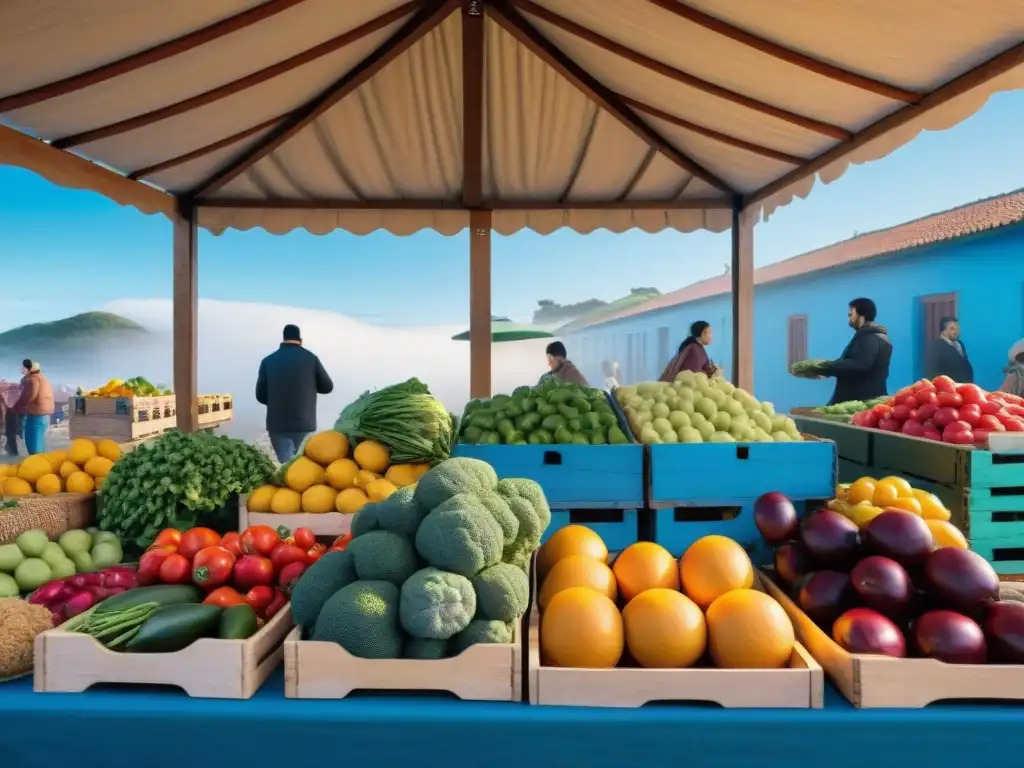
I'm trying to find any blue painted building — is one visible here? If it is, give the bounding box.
[566,190,1024,413]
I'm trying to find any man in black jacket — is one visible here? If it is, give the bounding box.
[816,298,893,405]
[925,316,973,383]
[256,324,334,462]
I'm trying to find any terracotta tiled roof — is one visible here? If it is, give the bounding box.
[582,188,1024,330]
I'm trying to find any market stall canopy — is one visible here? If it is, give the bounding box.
[451,317,554,342]
[1,0,1022,237]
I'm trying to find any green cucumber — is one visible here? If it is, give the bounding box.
[95,585,202,614]
[218,604,259,640]
[124,604,222,653]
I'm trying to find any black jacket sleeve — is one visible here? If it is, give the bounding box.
[820,335,878,377]
[255,360,268,405]
[314,356,334,395]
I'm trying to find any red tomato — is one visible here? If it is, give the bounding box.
[192,546,236,589]
[921,425,942,441]
[1005,405,1024,418]
[872,404,892,418]
[974,428,993,446]
[234,555,275,590]
[980,401,1005,416]
[138,545,176,586]
[978,414,1005,431]
[944,420,971,434]
[1003,417,1024,432]
[947,429,975,445]
[956,384,987,406]
[936,392,963,408]
[330,533,352,552]
[265,589,288,619]
[245,585,275,617]
[958,403,982,427]
[179,528,222,561]
[306,543,327,564]
[901,419,924,437]
[916,403,939,422]
[159,553,192,584]
[895,386,913,400]
[270,543,308,573]
[279,561,307,592]
[913,379,937,393]
[891,404,911,422]
[203,586,246,608]
[916,390,939,407]
[878,418,901,432]
[932,407,960,429]
[220,531,245,559]
[152,529,182,549]
[293,527,316,551]
[241,525,281,557]
[933,375,956,394]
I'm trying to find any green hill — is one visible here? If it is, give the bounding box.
[0,312,148,351]
[554,289,661,334]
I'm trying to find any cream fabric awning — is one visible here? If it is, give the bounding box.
[1,0,1022,236]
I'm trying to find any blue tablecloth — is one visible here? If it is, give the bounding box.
[1,672,1023,768]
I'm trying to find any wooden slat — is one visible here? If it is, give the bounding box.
[173,205,199,433]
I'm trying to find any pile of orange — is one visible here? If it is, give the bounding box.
[536,525,795,670]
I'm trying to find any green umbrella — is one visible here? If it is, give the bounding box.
[451,316,555,343]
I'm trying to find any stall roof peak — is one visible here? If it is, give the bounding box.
[1,0,1022,236]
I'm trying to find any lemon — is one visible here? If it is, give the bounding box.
[68,438,97,466]
[96,439,122,462]
[270,488,301,514]
[302,484,337,514]
[2,477,32,497]
[335,487,368,514]
[45,450,67,473]
[283,456,326,493]
[65,471,96,494]
[35,473,63,495]
[304,431,349,466]
[84,456,114,479]
[365,477,397,502]
[17,455,51,485]
[246,485,279,513]
[325,458,360,490]
[353,440,390,474]
[384,464,420,488]
[59,461,79,480]
[354,469,379,489]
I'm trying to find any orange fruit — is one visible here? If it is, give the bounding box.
[622,588,706,668]
[912,490,951,521]
[612,542,679,602]
[880,476,914,498]
[847,477,877,505]
[540,587,623,668]
[885,496,922,515]
[706,589,795,669]
[536,525,608,583]
[539,555,617,611]
[926,519,968,549]
[678,535,754,609]
[871,481,900,507]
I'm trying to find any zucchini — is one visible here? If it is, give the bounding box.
[94,584,202,614]
[125,604,223,653]
[218,604,259,640]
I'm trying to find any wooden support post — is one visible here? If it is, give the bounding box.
[469,210,492,399]
[173,201,199,432]
[731,199,755,392]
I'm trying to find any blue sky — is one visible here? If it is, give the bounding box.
[3,91,1024,330]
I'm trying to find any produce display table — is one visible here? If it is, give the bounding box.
[3,673,1023,768]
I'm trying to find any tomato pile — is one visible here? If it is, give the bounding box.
[137,525,351,621]
[850,376,1024,446]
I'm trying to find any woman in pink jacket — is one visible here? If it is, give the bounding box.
[659,321,718,382]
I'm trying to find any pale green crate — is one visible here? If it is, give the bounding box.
[966,450,1024,490]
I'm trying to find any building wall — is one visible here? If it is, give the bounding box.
[567,223,1024,413]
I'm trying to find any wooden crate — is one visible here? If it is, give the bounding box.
[791,415,872,465]
[197,394,234,427]
[238,494,352,538]
[528,572,823,708]
[761,572,1024,707]
[283,622,522,701]
[33,605,293,699]
[69,394,177,442]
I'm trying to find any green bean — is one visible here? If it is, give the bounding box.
[107,626,141,649]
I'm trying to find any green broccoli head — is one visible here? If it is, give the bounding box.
[351,486,425,539]
[399,566,476,640]
[404,637,448,660]
[498,478,552,531]
[311,580,403,659]
[347,530,420,586]
[415,493,504,577]
[450,619,513,655]
[414,457,498,510]
[497,478,552,570]
[290,549,357,629]
[472,562,530,623]
[479,491,519,547]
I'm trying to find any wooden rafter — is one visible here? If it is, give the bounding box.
[509,0,850,141]
[487,0,733,195]
[620,96,804,165]
[198,197,731,210]
[190,0,461,199]
[462,0,486,208]
[52,2,420,149]
[748,40,1024,209]
[0,0,308,113]
[644,0,920,103]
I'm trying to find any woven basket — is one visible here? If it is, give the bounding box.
[0,493,96,545]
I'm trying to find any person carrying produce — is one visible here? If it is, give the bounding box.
[925,316,973,383]
[12,360,54,455]
[539,341,589,387]
[1000,339,1024,396]
[659,321,717,381]
[255,324,334,462]
[809,298,892,406]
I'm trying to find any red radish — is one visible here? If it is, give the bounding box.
[69,573,102,589]
[101,569,138,589]
[63,590,98,618]
[29,580,72,606]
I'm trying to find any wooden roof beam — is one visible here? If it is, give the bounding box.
[0,0,308,112]
[487,0,734,195]
[198,197,732,210]
[190,0,461,199]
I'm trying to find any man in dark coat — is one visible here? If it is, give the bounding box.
[925,316,973,383]
[256,324,334,462]
[815,298,893,405]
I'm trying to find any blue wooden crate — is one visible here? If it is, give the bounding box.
[452,443,644,508]
[648,440,837,507]
[544,508,640,552]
